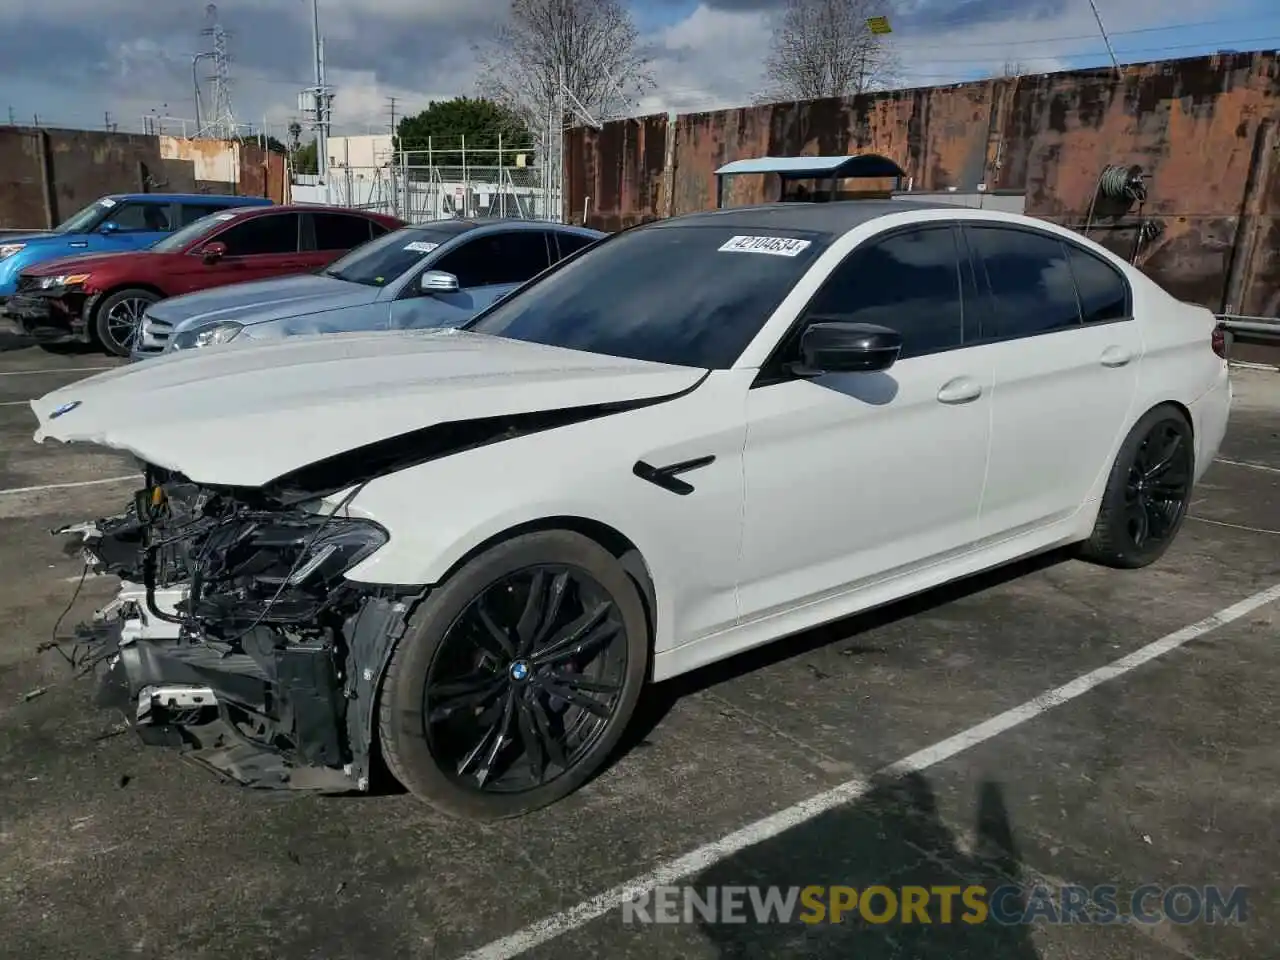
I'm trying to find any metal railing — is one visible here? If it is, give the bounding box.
[1217,314,1280,339]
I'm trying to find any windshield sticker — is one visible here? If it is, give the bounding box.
[213,212,237,221]
[404,241,439,253]
[718,235,811,257]
[99,198,116,208]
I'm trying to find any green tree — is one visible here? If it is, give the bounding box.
[396,97,534,153]
[292,139,318,175]
[262,135,289,155]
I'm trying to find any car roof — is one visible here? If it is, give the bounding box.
[393,218,603,238]
[105,193,272,205]
[211,204,395,220]
[648,199,967,237]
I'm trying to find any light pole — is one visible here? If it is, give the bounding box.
[311,0,330,203]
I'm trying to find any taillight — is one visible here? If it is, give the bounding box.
[1211,324,1227,359]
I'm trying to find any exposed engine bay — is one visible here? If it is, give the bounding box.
[62,465,423,793]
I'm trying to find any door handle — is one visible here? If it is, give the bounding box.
[937,376,983,405]
[1100,346,1133,367]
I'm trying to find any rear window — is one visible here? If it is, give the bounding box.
[465,225,830,369]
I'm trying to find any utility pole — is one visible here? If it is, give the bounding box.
[310,0,330,203]
[386,96,399,217]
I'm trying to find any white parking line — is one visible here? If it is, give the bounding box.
[0,400,32,407]
[0,475,138,496]
[0,366,114,377]
[1215,457,1280,475]
[458,581,1280,960]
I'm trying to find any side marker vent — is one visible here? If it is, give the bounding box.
[632,456,716,496]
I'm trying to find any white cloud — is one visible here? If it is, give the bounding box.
[0,0,1264,135]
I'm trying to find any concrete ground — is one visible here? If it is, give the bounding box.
[0,327,1276,960]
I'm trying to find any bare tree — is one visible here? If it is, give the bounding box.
[473,0,655,141]
[758,0,901,103]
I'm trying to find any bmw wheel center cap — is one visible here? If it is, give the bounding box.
[509,660,531,681]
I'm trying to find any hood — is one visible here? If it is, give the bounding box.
[26,251,157,275]
[152,274,375,329]
[32,329,705,488]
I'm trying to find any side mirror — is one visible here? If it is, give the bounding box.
[99,221,120,234]
[419,269,459,294]
[201,241,227,264]
[791,321,902,376]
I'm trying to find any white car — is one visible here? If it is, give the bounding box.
[32,200,1231,819]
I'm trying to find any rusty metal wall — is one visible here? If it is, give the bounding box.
[0,127,50,229]
[0,128,288,229]
[238,143,288,202]
[563,52,1280,315]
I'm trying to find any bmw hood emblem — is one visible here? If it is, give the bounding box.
[49,400,81,419]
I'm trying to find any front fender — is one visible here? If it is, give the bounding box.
[340,375,750,651]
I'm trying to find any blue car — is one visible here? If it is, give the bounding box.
[0,193,273,306]
[134,218,605,357]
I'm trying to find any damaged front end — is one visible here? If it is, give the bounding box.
[62,466,423,793]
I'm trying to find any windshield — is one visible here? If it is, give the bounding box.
[463,224,830,368]
[54,199,114,233]
[151,211,239,252]
[323,226,465,286]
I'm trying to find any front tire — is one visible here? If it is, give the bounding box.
[378,530,650,819]
[1077,404,1195,569]
[93,288,159,357]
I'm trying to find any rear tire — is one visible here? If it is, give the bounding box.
[1077,404,1195,569]
[93,288,159,357]
[378,530,650,820]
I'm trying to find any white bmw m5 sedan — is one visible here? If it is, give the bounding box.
[32,199,1231,819]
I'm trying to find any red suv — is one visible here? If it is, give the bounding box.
[9,205,403,356]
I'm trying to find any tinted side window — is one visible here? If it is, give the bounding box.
[109,202,172,232]
[1067,245,1129,323]
[179,203,230,226]
[313,213,373,251]
[967,226,1080,338]
[803,226,964,360]
[216,213,300,256]
[554,232,598,261]
[434,231,551,287]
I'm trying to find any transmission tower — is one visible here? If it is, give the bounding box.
[198,4,238,139]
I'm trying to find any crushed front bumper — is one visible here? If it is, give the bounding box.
[58,476,424,795]
[7,289,93,343]
[76,582,417,793]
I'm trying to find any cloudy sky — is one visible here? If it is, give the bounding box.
[1,0,1278,138]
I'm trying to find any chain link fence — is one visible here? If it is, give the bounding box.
[292,144,561,224]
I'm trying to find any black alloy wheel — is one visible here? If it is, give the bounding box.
[1079,404,1195,569]
[1123,419,1194,550]
[426,565,627,792]
[379,530,649,819]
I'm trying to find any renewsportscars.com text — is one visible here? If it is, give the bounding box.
[621,884,1249,926]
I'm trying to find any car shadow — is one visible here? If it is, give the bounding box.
[0,326,98,355]
[612,547,1073,764]
[687,773,1040,959]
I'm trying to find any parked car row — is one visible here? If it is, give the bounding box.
[33,197,1231,820]
[0,192,273,302]
[2,190,606,358]
[133,217,602,357]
